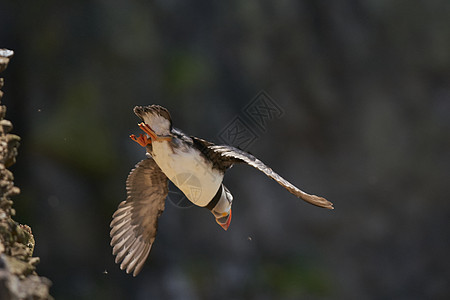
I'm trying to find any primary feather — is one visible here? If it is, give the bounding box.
[110,158,168,276]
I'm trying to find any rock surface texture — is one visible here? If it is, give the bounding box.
[0,49,52,300]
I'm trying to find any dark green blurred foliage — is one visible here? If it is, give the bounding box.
[33,79,119,175]
[1,0,449,299]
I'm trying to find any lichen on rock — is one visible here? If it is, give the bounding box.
[0,49,52,299]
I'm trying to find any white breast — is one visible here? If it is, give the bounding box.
[151,140,223,207]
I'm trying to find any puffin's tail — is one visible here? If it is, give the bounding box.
[133,105,171,121]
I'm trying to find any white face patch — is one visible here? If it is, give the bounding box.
[143,113,171,135]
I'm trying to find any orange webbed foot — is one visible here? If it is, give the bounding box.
[130,133,151,147]
[138,122,158,140]
[137,122,172,142]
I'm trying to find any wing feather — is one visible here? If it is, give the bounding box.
[110,158,168,276]
[209,145,333,209]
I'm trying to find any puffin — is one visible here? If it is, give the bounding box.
[110,105,333,276]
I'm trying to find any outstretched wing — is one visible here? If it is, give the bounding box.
[110,158,169,276]
[209,145,333,209]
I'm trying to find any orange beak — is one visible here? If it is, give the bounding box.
[216,209,232,231]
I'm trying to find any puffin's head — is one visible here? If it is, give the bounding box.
[134,105,172,136]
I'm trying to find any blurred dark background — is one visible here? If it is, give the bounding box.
[1,1,450,299]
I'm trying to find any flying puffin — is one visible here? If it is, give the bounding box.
[110,105,333,276]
